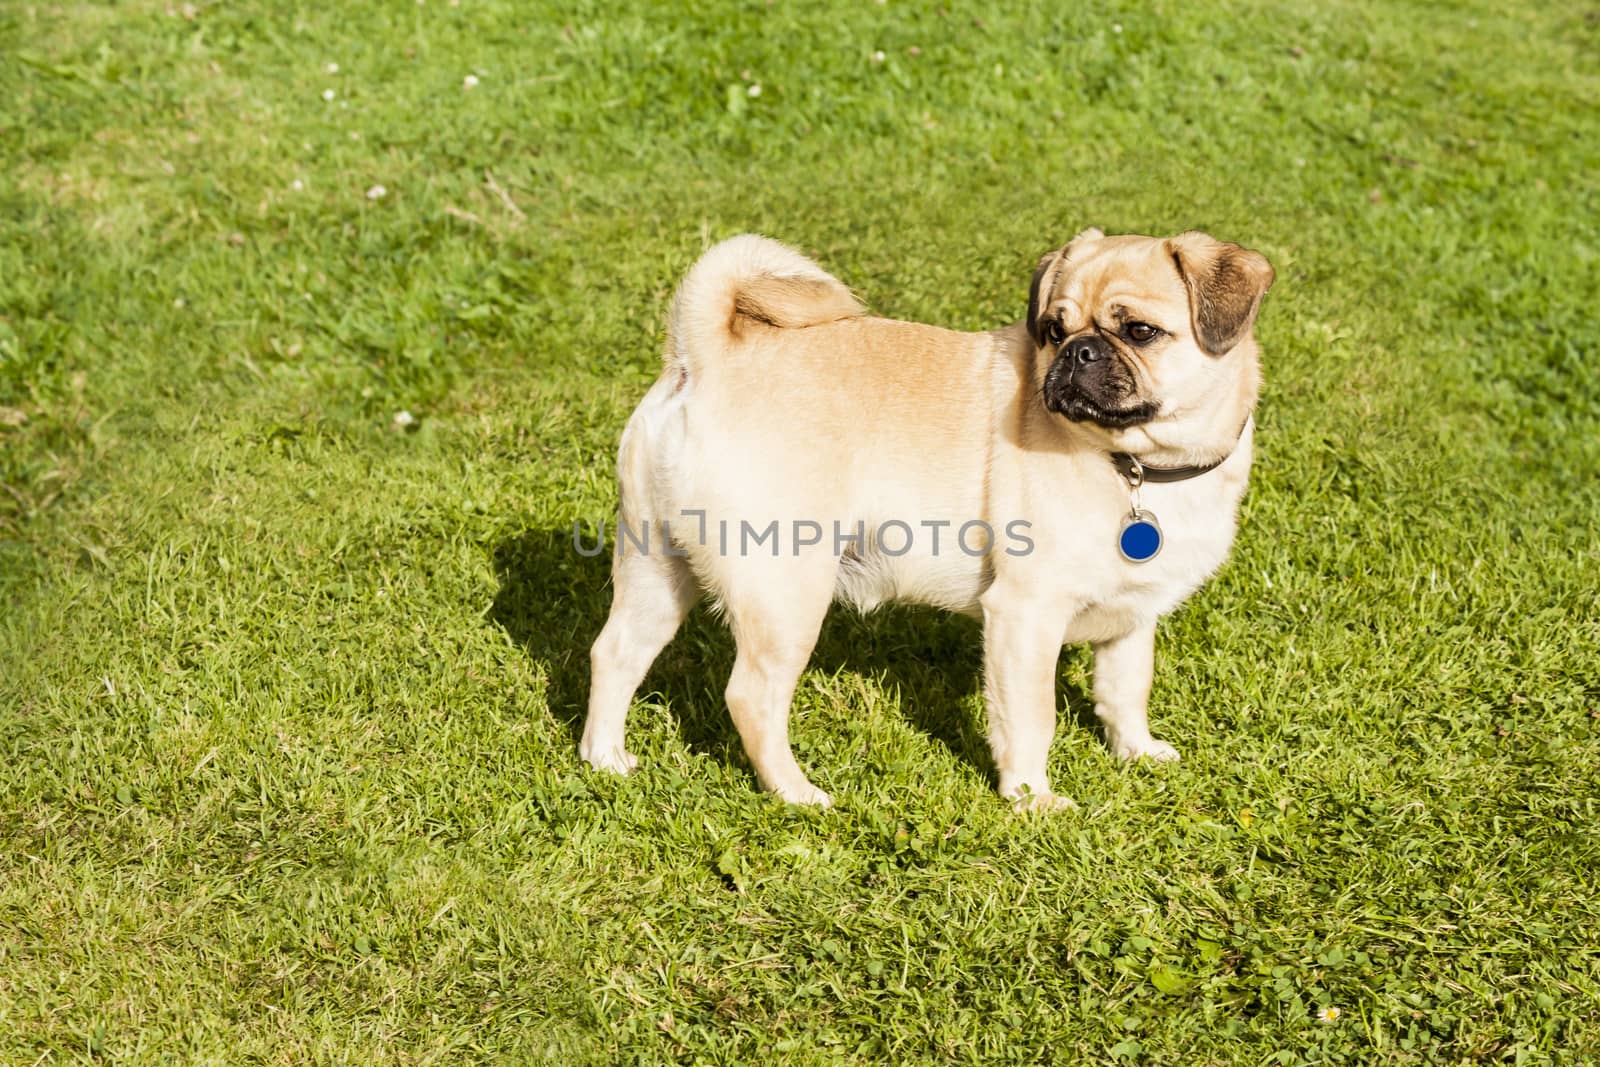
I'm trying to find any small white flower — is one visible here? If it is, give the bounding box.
[871,50,885,64]
[325,62,339,74]
[463,74,479,89]
[322,88,336,101]
[1112,23,1123,33]
[366,184,387,200]
[1316,1006,1342,1023]
[290,178,304,191]
[393,410,415,427]
[747,83,761,97]
[173,297,187,309]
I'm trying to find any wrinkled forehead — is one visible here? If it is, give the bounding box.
[1049,236,1189,326]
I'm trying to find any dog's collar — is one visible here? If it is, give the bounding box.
[1109,417,1252,485]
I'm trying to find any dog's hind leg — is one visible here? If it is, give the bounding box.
[582,371,698,775]
[581,534,697,775]
[720,560,838,807]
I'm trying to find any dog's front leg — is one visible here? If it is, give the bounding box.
[1093,622,1179,762]
[982,593,1074,811]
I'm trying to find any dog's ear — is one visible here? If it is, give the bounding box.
[1167,231,1275,356]
[1026,229,1102,345]
[1026,248,1067,346]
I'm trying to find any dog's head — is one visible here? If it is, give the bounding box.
[1027,228,1274,451]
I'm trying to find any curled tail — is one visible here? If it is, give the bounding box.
[665,234,865,378]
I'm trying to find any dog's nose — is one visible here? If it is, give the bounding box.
[1070,335,1107,367]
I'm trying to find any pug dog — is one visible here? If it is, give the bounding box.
[581,229,1273,809]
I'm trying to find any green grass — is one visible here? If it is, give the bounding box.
[3,0,1599,1062]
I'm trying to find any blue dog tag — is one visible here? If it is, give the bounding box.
[1118,510,1163,563]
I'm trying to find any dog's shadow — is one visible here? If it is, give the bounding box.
[488,528,1096,786]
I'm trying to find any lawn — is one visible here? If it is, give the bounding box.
[3,0,1599,1062]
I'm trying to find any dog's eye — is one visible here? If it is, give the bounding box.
[1126,322,1159,344]
[1046,321,1066,345]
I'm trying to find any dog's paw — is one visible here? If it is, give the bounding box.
[580,743,638,775]
[1008,791,1079,814]
[1111,736,1180,763]
[773,783,833,809]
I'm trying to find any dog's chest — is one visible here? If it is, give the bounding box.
[1059,475,1245,643]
